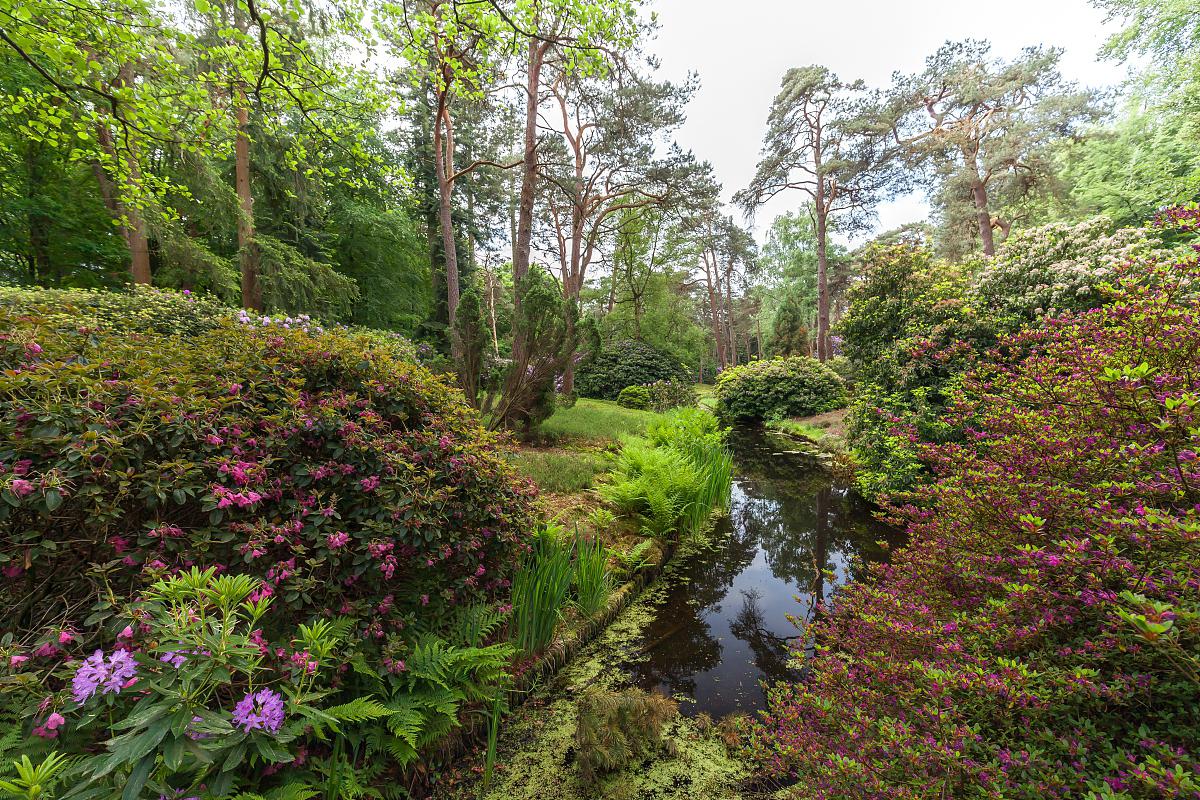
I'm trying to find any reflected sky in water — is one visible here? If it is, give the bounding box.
[628,427,900,717]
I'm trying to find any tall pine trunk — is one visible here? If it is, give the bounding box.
[235,101,260,310]
[815,207,830,361]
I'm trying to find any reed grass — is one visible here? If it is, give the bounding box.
[510,524,574,655]
[572,533,612,617]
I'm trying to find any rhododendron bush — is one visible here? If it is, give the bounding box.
[0,302,537,644]
[746,257,1200,798]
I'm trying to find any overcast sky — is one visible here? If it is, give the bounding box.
[645,0,1130,243]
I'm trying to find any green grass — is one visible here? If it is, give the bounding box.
[695,384,716,410]
[541,398,666,444]
[507,449,607,493]
[767,419,828,441]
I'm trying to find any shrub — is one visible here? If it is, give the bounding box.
[714,357,846,423]
[575,688,678,786]
[745,257,1200,798]
[0,284,232,337]
[0,298,537,646]
[644,378,697,412]
[837,242,996,499]
[576,340,691,401]
[617,385,652,410]
[973,215,1172,331]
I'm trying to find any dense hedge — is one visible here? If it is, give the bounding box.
[0,294,537,643]
[746,258,1200,798]
[714,357,846,422]
[575,339,691,400]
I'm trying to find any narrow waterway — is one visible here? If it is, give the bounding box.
[628,426,900,717]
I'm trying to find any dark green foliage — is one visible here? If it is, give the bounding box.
[837,241,994,498]
[714,357,846,423]
[491,267,579,433]
[575,688,679,785]
[617,385,651,410]
[576,339,691,401]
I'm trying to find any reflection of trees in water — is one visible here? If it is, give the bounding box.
[729,588,794,683]
[632,427,902,704]
[632,515,757,696]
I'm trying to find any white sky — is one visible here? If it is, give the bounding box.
[646,0,1131,243]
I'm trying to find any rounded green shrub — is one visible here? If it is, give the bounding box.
[576,340,691,400]
[0,295,537,643]
[714,357,846,422]
[617,384,652,410]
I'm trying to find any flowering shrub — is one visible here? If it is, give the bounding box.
[575,340,691,401]
[973,216,1173,331]
[0,284,231,337]
[714,357,846,423]
[838,242,995,499]
[643,378,697,412]
[0,569,353,798]
[745,257,1200,798]
[0,298,537,646]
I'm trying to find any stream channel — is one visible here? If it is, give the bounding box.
[623,426,900,717]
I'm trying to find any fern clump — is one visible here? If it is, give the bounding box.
[598,408,732,538]
[575,688,679,785]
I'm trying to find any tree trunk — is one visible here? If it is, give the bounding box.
[93,123,151,284]
[123,153,152,285]
[486,269,500,357]
[235,102,260,310]
[703,254,726,369]
[25,148,51,283]
[724,261,737,367]
[512,39,545,290]
[433,102,460,326]
[970,179,995,257]
[815,205,830,362]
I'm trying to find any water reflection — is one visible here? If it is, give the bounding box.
[629,427,899,717]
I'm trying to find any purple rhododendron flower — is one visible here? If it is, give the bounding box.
[72,648,137,704]
[231,688,285,733]
[160,650,187,668]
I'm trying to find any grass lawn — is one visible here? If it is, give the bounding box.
[695,383,716,409]
[507,448,608,494]
[539,397,665,445]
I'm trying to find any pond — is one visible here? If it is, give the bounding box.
[628,426,900,717]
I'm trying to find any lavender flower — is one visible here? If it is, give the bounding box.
[160,650,187,668]
[72,648,137,704]
[230,688,285,733]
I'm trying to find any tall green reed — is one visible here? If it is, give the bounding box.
[510,524,573,655]
[572,533,611,616]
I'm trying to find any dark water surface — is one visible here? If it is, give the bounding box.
[629,427,900,717]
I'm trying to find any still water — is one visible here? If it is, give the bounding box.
[628,427,899,717]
